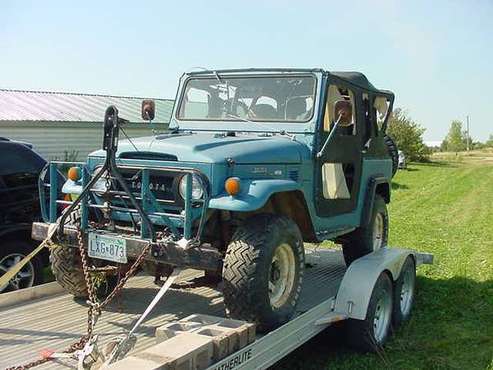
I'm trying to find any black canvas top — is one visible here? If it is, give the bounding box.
[330,71,393,96]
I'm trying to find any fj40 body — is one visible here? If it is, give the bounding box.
[33,68,397,331]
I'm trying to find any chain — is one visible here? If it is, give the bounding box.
[6,226,151,370]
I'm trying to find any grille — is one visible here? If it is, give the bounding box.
[288,169,299,182]
[117,169,181,203]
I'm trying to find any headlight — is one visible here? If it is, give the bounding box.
[179,174,204,200]
[92,167,110,193]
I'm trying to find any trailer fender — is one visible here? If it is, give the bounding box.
[208,179,301,212]
[334,248,416,320]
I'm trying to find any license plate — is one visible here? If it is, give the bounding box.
[88,233,127,264]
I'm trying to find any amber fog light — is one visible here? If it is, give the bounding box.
[67,167,81,181]
[225,177,240,196]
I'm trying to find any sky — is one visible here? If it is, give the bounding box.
[1,0,492,142]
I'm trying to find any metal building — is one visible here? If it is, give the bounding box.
[0,89,174,160]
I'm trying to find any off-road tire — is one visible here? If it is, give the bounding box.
[50,246,117,298]
[222,214,304,332]
[345,272,393,352]
[392,256,416,328]
[384,134,399,178]
[51,246,87,297]
[342,195,388,266]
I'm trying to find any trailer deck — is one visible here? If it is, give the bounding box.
[1,247,347,369]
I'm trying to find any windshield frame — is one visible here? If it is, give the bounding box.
[172,71,321,133]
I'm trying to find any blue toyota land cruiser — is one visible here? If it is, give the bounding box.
[33,68,397,330]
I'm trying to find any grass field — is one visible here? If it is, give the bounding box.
[274,158,493,369]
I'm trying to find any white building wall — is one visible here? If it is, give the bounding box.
[0,121,167,160]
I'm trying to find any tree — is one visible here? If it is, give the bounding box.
[386,108,428,162]
[485,134,493,148]
[444,120,467,152]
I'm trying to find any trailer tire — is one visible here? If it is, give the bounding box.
[345,272,393,352]
[222,214,304,332]
[392,256,416,328]
[50,246,117,298]
[342,195,388,266]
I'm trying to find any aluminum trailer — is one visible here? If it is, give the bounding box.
[0,247,432,370]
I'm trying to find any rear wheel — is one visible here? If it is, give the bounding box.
[392,256,416,328]
[0,241,44,293]
[342,195,388,266]
[222,214,304,331]
[384,134,399,178]
[345,272,393,352]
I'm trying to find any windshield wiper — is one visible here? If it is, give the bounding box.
[225,113,296,140]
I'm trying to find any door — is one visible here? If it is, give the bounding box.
[315,80,365,217]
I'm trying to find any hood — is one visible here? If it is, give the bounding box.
[89,132,309,164]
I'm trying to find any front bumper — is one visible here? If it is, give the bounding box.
[32,222,222,272]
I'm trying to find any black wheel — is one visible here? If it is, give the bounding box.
[384,134,399,178]
[0,240,44,293]
[392,256,416,328]
[222,214,304,332]
[342,195,388,266]
[345,272,393,352]
[50,246,117,298]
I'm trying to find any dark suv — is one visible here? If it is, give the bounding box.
[0,138,51,292]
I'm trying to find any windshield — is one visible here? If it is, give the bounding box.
[177,75,316,123]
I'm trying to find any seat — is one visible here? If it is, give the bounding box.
[250,104,278,120]
[286,97,307,120]
[322,163,351,199]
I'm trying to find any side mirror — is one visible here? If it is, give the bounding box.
[141,100,155,121]
[334,100,352,126]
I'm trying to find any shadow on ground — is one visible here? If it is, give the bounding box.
[391,181,409,190]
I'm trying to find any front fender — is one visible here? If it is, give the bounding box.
[208,179,301,212]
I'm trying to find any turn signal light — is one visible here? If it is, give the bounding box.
[225,177,240,196]
[67,166,81,181]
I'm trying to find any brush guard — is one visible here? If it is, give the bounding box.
[38,106,210,247]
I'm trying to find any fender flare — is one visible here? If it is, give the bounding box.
[361,175,390,226]
[334,247,415,320]
[208,179,301,212]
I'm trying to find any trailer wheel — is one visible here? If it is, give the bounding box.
[342,195,388,266]
[392,256,416,328]
[51,246,117,298]
[222,214,304,331]
[345,272,393,352]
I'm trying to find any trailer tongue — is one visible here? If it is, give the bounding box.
[0,247,432,369]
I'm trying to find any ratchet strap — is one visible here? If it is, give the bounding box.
[0,222,59,291]
[100,268,182,365]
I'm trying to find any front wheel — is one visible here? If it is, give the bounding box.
[50,245,118,298]
[222,214,304,332]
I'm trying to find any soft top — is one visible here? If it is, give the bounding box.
[184,68,393,96]
[330,71,393,96]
